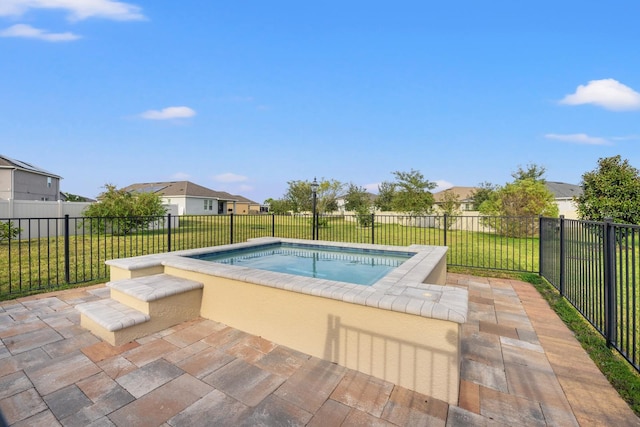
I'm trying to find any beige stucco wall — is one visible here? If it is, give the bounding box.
[162,264,461,404]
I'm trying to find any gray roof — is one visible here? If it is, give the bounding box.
[545,181,583,198]
[0,154,61,178]
[122,181,239,201]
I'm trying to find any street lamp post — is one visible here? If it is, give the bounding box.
[311,177,319,240]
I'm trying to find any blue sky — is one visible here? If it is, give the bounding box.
[2,1,639,203]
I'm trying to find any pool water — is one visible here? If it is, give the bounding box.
[188,243,413,286]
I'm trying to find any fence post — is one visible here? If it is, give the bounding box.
[271,214,275,237]
[371,213,375,244]
[64,214,70,283]
[230,213,234,245]
[443,214,448,247]
[604,218,616,348]
[167,213,172,252]
[538,216,543,275]
[559,215,565,296]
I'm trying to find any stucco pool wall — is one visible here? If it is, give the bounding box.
[105,238,467,404]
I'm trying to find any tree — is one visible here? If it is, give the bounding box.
[282,178,344,214]
[575,155,640,224]
[439,190,461,229]
[316,179,344,213]
[390,169,436,215]
[83,184,167,234]
[343,183,371,212]
[283,180,311,213]
[264,198,293,215]
[511,163,547,182]
[343,183,373,227]
[479,165,558,237]
[374,181,396,211]
[479,178,558,237]
[471,181,497,210]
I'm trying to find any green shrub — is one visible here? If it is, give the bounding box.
[0,221,21,244]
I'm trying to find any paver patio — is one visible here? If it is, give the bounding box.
[0,273,638,426]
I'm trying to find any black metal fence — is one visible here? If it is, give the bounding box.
[540,216,640,372]
[1,213,539,298]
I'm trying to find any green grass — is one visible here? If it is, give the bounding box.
[520,272,640,416]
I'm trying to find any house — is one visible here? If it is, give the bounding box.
[545,181,583,219]
[433,183,582,217]
[0,154,62,201]
[230,194,267,214]
[432,187,478,212]
[121,181,258,215]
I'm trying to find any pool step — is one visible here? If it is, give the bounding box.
[76,274,204,346]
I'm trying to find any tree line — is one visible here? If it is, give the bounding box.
[262,156,640,235]
[265,165,559,219]
[34,155,638,239]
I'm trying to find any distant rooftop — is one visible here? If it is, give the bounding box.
[432,186,478,203]
[0,154,61,178]
[122,181,257,203]
[545,181,582,198]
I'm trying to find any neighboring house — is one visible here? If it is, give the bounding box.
[545,181,583,219]
[0,154,62,201]
[121,181,257,215]
[432,187,478,212]
[433,183,582,217]
[230,194,267,214]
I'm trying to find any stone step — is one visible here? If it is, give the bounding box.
[76,299,150,332]
[77,274,204,346]
[107,274,204,304]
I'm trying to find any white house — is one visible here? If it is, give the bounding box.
[121,181,258,215]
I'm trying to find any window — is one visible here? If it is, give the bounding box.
[47,177,52,188]
[204,199,213,211]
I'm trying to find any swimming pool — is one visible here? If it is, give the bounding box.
[187,242,414,285]
[105,238,465,404]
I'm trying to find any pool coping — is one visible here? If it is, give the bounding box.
[106,237,468,325]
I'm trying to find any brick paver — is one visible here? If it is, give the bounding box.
[0,276,638,426]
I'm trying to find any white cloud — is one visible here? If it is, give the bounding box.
[0,0,145,21]
[213,173,249,183]
[139,106,196,120]
[559,79,640,111]
[544,133,610,145]
[0,23,80,41]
